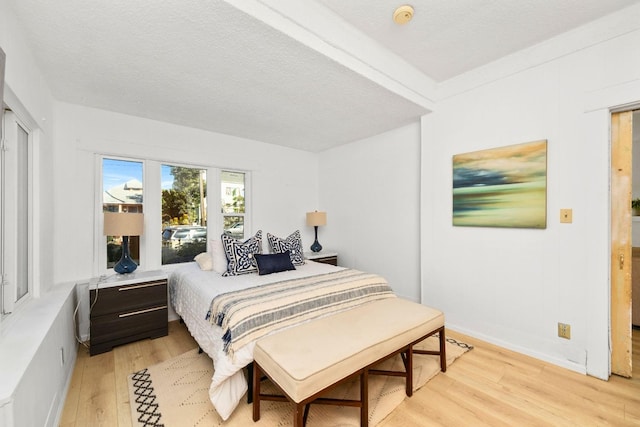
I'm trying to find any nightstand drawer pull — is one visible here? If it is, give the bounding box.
[119,305,167,318]
[118,281,165,291]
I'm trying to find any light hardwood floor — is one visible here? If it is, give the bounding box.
[60,322,640,426]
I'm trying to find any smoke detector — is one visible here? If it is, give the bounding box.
[393,5,414,25]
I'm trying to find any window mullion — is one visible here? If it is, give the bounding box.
[144,160,161,270]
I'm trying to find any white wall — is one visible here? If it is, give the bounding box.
[319,122,422,301]
[52,102,321,283]
[0,4,76,427]
[0,0,55,293]
[421,5,640,379]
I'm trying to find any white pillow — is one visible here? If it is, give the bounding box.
[209,239,228,274]
[194,252,213,271]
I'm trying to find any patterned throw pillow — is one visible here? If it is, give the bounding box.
[267,230,305,266]
[221,230,263,276]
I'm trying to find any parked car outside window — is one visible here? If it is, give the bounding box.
[162,226,207,248]
[223,222,243,239]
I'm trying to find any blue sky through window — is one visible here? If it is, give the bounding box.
[102,159,176,191]
[161,165,174,190]
[102,158,143,191]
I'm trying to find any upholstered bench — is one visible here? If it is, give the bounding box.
[252,297,446,427]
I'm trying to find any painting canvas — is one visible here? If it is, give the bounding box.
[452,140,547,228]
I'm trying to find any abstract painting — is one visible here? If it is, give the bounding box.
[452,140,547,228]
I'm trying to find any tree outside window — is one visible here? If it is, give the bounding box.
[161,165,207,265]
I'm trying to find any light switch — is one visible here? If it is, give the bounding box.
[560,209,572,223]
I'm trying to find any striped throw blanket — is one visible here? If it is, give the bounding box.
[207,269,396,358]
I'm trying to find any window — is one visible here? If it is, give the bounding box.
[102,158,143,269]
[221,171,245,240]
[161,165,207,265]
[97,159,249,272]
[1,110,32,315]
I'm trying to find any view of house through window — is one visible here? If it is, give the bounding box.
[222,171,245,239]
[102,158,143,269]
[161,165,207,265]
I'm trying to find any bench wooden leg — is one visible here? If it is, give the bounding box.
[439,327,447,373]
[303,404,311,426]
[406,345,413,397]
[361,368,369,427]
[294,403,304,427]
[252,362,261,421]
[247,362,254,404]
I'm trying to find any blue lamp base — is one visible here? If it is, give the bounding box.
[114,236,138,274]
[310,226,323,253]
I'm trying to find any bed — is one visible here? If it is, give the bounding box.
[169,258,394,420]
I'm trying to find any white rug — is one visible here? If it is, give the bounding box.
[128,335,473,426]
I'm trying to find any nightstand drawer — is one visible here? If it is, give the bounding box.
[90,305,168,355]
[305,251,338,266]
[90,280,167,317]
[91,305,168,345]
[311,256,337,266]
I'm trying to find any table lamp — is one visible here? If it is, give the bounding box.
[306,211,327,253]
[104,212,144,274]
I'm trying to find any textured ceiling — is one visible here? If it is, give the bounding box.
[5,0,640,151]
[316,0,640,82]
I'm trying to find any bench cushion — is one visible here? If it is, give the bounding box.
[253,298,444,403]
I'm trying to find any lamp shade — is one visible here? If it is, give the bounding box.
[306,211,327,227]
[104,212,144,236]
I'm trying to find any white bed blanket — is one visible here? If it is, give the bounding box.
[168,261,345,420]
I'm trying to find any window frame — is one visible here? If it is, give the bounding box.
[221,170,248,240]
[100,156,145,272]
[94,156,251,275]
[160,162,208,266]
[1,109,36,318]
[95,155,146,276]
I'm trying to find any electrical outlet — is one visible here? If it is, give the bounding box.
[558,323,571,339]
[560,209,573,223]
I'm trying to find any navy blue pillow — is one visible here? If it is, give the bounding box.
[254,251,296,275]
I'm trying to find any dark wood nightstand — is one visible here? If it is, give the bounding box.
[89,270,168,356]
[305,250,338,266]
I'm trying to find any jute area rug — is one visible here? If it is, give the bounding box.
[128,335,472,427]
